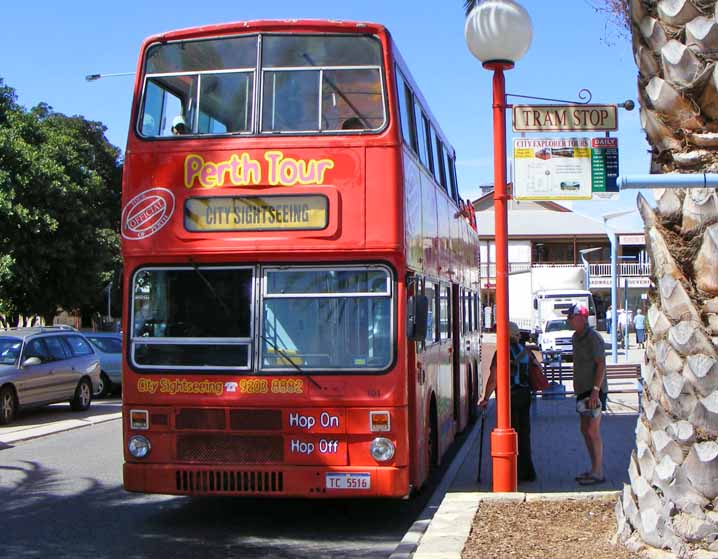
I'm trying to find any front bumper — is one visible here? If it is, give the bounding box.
[124,462,410,498]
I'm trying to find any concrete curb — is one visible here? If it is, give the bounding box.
[0,411,122,445]
[389,414,484,559]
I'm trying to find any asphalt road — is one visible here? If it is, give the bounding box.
[0,418,456,559]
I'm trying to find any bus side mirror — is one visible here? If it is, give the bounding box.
[533,298,538,310]
[407,295,428,341]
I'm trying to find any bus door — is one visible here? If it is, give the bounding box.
[451,283,462,426]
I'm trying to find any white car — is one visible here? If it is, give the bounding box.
[538,319,574,357]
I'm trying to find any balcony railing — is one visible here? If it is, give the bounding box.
[588,262,651,277]
[480,262,652,282]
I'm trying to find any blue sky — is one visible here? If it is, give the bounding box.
[3,0,648,231]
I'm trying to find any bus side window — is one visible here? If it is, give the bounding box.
[395,69,414,148]
[433,131,447,191]
[448,156,460,205]
[413,100,430,168]
[424,117,435,176]
[439,284,451,341]
[425,282,436,343]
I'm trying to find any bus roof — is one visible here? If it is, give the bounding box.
[140,19,389,49]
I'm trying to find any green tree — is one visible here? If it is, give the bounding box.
[0,79,122,324]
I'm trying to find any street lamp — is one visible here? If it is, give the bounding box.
[579,247,603,290]
[465,0,532,493]
[85,72,134,82]
[602,209,635,364]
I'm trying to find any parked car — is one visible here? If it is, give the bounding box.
[84,332,122,397]
[0,326,101,425]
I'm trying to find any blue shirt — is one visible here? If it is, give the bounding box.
[510,341,529,386]
[633,314,645,330]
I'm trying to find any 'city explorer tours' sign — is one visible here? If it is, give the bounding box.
[513,104,618,132]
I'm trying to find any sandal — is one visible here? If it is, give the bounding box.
[578,474,606,486]
[574,472,592,481]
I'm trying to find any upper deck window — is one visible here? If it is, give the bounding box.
[261,35,385,133]
[138,34,386,138]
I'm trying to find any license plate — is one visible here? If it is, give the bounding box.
[326,473,371,490]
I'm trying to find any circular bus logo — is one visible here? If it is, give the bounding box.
[122,188,175,240]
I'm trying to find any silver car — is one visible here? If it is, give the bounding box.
[84,332,122,397]
[0,327,101,425]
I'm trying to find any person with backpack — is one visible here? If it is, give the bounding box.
[479,321,537,482]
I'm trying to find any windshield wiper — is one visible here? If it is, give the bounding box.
[259,333,321,389]
[191,264,321,388]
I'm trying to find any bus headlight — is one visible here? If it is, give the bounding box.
[128,435,151,458]
[370,437,395,462]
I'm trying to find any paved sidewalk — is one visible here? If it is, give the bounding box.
[0,398,121,446]
[406,334,643,559]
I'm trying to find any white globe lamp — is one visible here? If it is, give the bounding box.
[465,0,533,67]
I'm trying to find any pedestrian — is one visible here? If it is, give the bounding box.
[605,305,612,335]
[564,303,607,486]
[633,308,646,349]
[479,321,537,482]
[618,309,628,347]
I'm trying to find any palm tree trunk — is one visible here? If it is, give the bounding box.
[615,189,718,557]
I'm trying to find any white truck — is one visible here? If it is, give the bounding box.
[508,266,596,343]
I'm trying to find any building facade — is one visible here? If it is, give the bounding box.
[474,189,651,331]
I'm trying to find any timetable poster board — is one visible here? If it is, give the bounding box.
[513,138,593,200]
[591,137,620,200]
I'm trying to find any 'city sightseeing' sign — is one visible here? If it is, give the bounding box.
[185,195,328,231]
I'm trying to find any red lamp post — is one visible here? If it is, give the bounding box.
[465,0,533,493]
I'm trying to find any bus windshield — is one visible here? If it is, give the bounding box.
[129,265,393,372]
[139,34,386,137]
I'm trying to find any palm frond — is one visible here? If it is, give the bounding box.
[464,0,478,16]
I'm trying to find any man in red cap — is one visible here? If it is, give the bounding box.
[565,303,607,485]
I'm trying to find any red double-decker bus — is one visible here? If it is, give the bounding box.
[121,19,481,498]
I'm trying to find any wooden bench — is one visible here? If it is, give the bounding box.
[538,358,643,409]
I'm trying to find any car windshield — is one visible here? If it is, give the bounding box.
[545,320,569,332]
[0,338,22,365]
[87,336,122,354]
